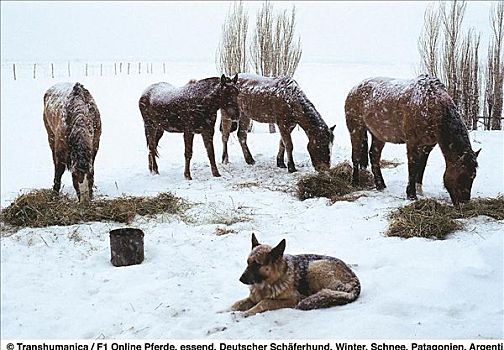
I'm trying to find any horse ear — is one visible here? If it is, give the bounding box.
[270,239,286,261]
[251,233,260,249]
[232,73,238,84]
[330,124,336,132]
[475,148,481,158]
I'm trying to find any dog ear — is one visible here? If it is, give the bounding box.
[220,74,226,86]
[251,233,260,249]
[270,239,286,261]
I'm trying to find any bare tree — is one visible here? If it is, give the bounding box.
[459,29,480,129]
[272,7,302,77]
[486,1,504,130]
[418,4,441,77]
[216,1,249,76]
[440,0,467,106]
[251,1,302,133]
[251,1,274,77]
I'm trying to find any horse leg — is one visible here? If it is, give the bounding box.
[237,116,255,165]
[369,135,386,190]
[144,122,163,174]
[202,131,221,178]
[221,117,232,164]
[53,160,66,193]
[183,132,195,180]
[276,138,286,168]
[278,124,296,173]
[277,123,295,168]
[415,145,434,196]
[406,144,421,200]
[350,127,368,186]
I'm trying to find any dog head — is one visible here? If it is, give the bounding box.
[239,233,286,285]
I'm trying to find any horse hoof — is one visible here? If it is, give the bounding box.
[184,174,192,180]
[246,159,255,165]
[277,162,287,168]
[407,195,418,200]
[288,168,297,173]
[376,184,386,191]
[213,173,222,178]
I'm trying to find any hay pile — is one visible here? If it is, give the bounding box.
[296,161,374,201]
[1,189,189,229]
[386,197,504,239]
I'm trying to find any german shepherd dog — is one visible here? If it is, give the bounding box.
[231,234,361,316]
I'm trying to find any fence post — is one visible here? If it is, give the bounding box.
[127,62,130,75]
[138,62,141,74]
[150,63,153,74]
[114,62,117,75]
[33,64,36,79]
[119,62,123,73]
[163,63,166,74]
[67,62,71,77]
[100,64,103,76]
[12,64,16,80]
[86,63,88,77]
[51,63,54,78]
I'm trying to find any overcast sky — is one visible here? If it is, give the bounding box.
[0,1,496,65]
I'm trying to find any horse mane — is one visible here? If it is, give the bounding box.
[286,79,328,129]
[439,104,478,167]
[66,83,94,172]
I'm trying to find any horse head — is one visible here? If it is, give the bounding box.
[443,148,480,205]
[308,125,335,172]
[219,74,240,121]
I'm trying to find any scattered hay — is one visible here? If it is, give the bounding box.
[455,197,504,220]
[0,189,190,230]
[386,196,504,240]
[386,199,462,239]
[296,161,374,201]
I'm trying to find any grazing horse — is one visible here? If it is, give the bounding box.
[220,74,335,173]
[139,74,239,180]
[345,75,480,205]
[43,82,102,202]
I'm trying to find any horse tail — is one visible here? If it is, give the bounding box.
[66,83,94,173]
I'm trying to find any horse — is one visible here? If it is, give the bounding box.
[220,73,335,173]
[345,74,480,205]
[43,82,102,202]
[139,74,239,180]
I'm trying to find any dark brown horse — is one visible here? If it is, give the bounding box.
[43,82,102,202]
[345,75,480,205]
[139,74,239,180]
[220,74,335,173]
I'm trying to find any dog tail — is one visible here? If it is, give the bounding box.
[296,282,360,310]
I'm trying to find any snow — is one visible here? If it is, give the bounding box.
[1,61,503,339]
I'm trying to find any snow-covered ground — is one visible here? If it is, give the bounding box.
[1,62,503,339]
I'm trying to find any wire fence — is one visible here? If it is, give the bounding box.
[2,61,172,80]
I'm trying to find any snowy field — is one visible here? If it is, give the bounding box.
[1,61,503,339]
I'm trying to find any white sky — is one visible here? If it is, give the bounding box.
[0,1,495,65]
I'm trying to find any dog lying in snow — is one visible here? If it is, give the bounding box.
[231,234,360,316]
